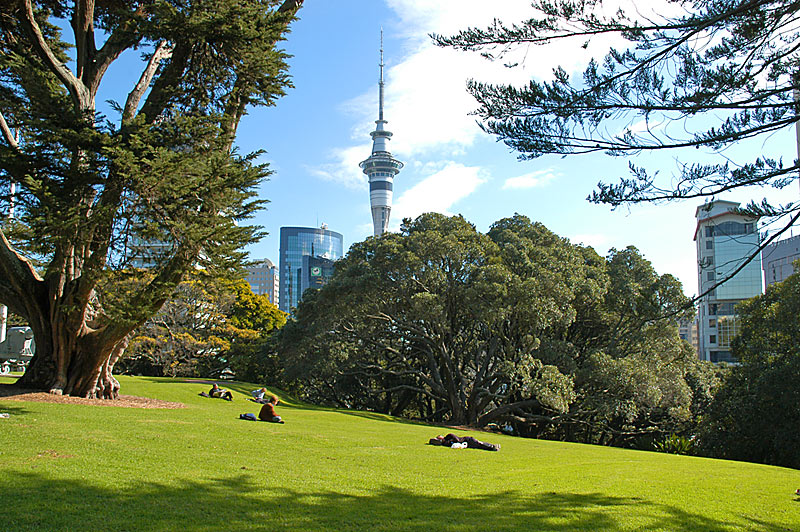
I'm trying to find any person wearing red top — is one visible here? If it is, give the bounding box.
[258,395,284,423]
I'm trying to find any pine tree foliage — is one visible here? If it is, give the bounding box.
[0,0,302,397]
[433,0,800,226]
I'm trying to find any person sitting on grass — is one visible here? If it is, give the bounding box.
[207,383,233,401]
[250,387,270,403]
[258,395,284,423]
[428,433,499,451]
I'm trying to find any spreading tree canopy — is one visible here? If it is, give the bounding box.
[433,0,800,253]
[0,0,302,397]
[278,213,706,445]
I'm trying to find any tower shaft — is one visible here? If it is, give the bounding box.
[359,30,403,236]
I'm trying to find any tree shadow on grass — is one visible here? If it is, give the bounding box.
[0,471,791,532]
[0,403,30,416]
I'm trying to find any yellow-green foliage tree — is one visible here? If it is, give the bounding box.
[121,277,285,378]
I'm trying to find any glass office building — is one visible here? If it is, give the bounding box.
[694,200,763,363]
[279,226,343,313]
[762,233,800,287]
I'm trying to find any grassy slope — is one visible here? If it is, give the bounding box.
[0,375,798,532]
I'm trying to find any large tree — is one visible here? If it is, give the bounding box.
[0,0,302,397]
[279,213,585,426]
[698,271,800,468]
[433,0,800,259]
[278,213,706,444]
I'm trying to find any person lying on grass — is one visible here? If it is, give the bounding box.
[258,395,284,423]
[199,383,233,401]
[428,433,499,451]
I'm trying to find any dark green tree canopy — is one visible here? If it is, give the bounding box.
[698,271,800,468]
[0,0,302,398]
[277,213,706,446]
[433,0,800,232]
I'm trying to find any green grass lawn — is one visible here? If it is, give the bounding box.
[1,375,798,532]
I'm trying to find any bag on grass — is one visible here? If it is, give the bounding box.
[239,413,257,421]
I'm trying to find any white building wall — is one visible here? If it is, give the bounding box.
[245,259,279,307]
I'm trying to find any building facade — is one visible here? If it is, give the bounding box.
[245,259,279,306]
[677,317,699,353]
[127,234,173,269]
[762,233,800,288]
[301,255,337,296]
[359,33,403,236]
[694,200,763,363]
[279,226,343,313]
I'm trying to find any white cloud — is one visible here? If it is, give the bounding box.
[502,168,559,190]
[307,144,371,190]
[312,1,606,188]
[352,222,375,244]
[391,163,486,228]
[310,0,676,192]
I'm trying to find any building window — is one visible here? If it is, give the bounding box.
[717,315,737,348]
[707,271,715,281]
[709,319,716,328]
[709,335,717,344]
[706,240,713,249]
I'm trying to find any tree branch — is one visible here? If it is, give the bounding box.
[17,0,89,110]
[0,110,19,149]
[0,229,43,317]
[124,40,173,122]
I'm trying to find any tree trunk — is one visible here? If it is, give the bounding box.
[19,333,127,398]
[17,299,131,398]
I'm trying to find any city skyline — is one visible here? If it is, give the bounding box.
[228,1,797,298]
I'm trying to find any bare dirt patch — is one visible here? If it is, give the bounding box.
[0,384,185,409]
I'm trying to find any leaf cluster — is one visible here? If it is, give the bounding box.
[697,270,800,468]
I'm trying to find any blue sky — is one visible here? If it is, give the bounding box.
[108,0,797,298]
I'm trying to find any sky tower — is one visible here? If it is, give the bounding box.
[359,30,403,236]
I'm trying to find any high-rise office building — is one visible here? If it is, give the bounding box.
[359,32,403,236]
[245,259,279,306]
[694,200,763,362]
[279,226,343,313]
[762,233,800,288]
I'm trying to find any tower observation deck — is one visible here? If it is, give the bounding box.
[359,31,403,236]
